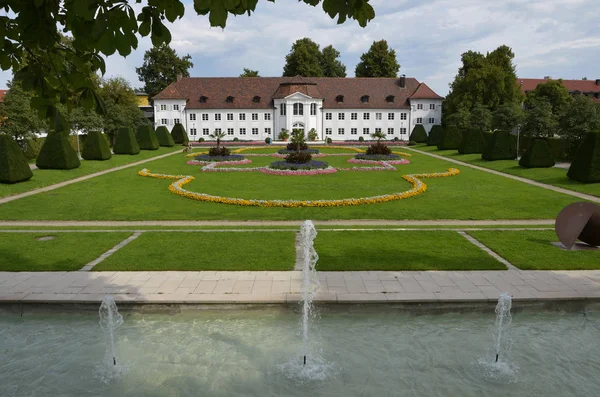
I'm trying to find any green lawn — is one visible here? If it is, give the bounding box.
[0,146,181,199]
[0,232,131,271]
[314,230,506,270]
[93,231,296,271]
[0,148,583,221]
[413,144,600,197]
[468,230,600,270]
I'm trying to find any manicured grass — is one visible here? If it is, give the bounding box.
[0,149,582,221]
[467,230,600,270]
[93,231,296,271]
[0,146,181,198]
[413,144,600,197]
[0,232,131,271]
[314,230,506,271]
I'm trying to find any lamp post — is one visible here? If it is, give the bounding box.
[516,125,521,160]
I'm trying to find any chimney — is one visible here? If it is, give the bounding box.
[544,76,552,80]
[176,73,183,82]
[398,74,406,88]
[596,79,600,86]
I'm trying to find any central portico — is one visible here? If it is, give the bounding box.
[273,79,324,139]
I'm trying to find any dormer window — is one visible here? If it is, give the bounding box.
[199,96,208,103]
[336,95,344,103]
[226,96,234,103]
[253,96,261,103]
[361,95,369,103]
[386,95,395,103]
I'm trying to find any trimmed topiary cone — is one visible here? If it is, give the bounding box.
[427,125,444,146]
[437,125,462,150]
[0,134,33,184]
[519,138,555,168]
[156,126,175,147]
[36,131,81,170]
[409,125,428,143]
[113,127,141,155]
[458,128,486,154]
[136,125,160,150]
[82,130,112,160]
[567,131,600,183]
[170,123,189,145]
[482,130,517,161]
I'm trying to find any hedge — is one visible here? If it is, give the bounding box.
[519,138,555,168]
[437,125,462,150]
[567,131,600,183]
[170,123,189,145]
[518,136,570,161]
[36,132,81,169]
[482,130,517,161]
[113,127,141,155]
[409,125,428,143]
[0,134,33,184]
[156,126,175,147]
[136,125,159,150]
[82,130,112,160]
[458,128,486,154]
[427,125,444,146]
[18,136,85,160]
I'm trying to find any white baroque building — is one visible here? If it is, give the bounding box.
[152,76,443,141]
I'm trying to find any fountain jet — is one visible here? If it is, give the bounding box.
[300,220,320,366]
[99,296,124,366]
[493,293,512,363]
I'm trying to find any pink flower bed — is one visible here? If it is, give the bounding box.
[260,167,338,176]
[187,159,252,166]
[347,158,410,165]
[190,141,266,146]
[329,141,408,146]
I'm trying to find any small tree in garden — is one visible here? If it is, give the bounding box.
[0,134,33,184]
[285,130,312,164]
[279,129,290,141]
[81,130,112,160]
[308,128,318,141]
[365,130,391,156]
[371,130,386,143]
[208,129,229,157]
[209,129,226,149]
[36,130,81,169]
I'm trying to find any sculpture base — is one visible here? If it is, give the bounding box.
[551,242,600,251]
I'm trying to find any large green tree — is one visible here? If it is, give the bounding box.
[283,38,324,77]
[354,40,399,77]
[320,45,347,77]
[0,0,374,130]
[0,80,47,140]
[136,44,193,98]
[524,79,572,118]
[521,98,558,138]
[240,68,260,77]
[492,103,524,131]
[468,104,492,132]
[559,94,600,156]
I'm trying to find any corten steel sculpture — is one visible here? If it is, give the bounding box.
[555,202,600,249]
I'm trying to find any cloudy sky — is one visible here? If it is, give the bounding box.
[1,0,598,95]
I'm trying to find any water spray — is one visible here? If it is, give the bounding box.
[493,293,512,364]
[99,296,124,368]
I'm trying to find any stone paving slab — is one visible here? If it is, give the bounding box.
[1,270,600,304]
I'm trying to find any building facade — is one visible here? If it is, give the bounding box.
[152,76,444,141]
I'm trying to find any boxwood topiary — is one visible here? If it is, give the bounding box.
[170,123,189,145]
[358,136,365,142]
[407,140,417,146]
[519,138,555,168]
[567,131,600,183]
[427,125,444,146]
[366,142,392,155]
[481,130,516,161]
[437,125,462,150]
[458,128,486,154]
[81,130,112,160]
[0,134,33,184]
[136,125,159,150]
[36,132,81,170]
[410,125,428,143]
[156,126,175,147]
[113,127,141,155]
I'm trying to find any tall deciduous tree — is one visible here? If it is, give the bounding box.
[521,98,558,138]
[354,40,399,77]
[240,68,260,77]
[320,45,347,77]
[492,103,524,132]
[468,104,493,132]
[559,94,600,156]
[136,44,193,98]
[524,79,572,118]
[283,38,324,77]
[0,80,47,140]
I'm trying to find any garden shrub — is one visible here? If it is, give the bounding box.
[196,154,243,162]
[0,134,33,184]
[233,137,239,142]
[408,140,417,146]
[156,126,175,147]
[36,132,81,169]
[81,130,112,160]
[18,138,44,160]
[136,125,159,150]
[170,123,189,145]
[481,130,517,161]
[270,160,328,170]
[285,151,312,164]
[519,138,555,168]
[437,125,462,150]
[458,128,486,154]
[265,137,271,144]
[366,142,392,155]
[326,137,332,144]
[208,146,231,157]
[567,131,600,183]
[356,153,400,160]
[113,127,141,155]
[410,125,428,143]
[198,137,205,142]
[393,136,399,141]
[358,136,364,142]
[519,136,569,161]
[427,125,444,146]
[286,141,308,151]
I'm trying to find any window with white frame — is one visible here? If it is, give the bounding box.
[351,128,357,135]
[351,112,357,120]
[417,104,423,110]
[227,113,234,121]
[388,113,395,120]
[293,103,303,116]
[202,114,208,121]
[264,113,271,121]
[173,104,179,111]
[338,128,345,135]
[265,127,271,134]
[430,104,435,110]
[280,105,286,116]
[203,128,210,135]
[325,112,332,120]
[214,128,222,134]
[310,103,317,115]
[240,128,246,135]
[190,114,196,121]
[375,113,382,120]
[174,118,180,125]
[400,113,407,120]
[338,113,345,121]
[252,113,258,121]
[239,113,246,121]
[215,113,221,121]
[428,118,435,124]
[363,127,369,135]
[400,127,407,135]
[363,113,370,120]
[388,128,394,135]
[160,104,167,111]
[190,128,197,136]
[160,118,168,125]
[252,128,258,135]
[227,128,234,135]
[325,128,332,135]
[416,118,423,124]
[375,127,382,134]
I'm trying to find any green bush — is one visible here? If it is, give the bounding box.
[233,137,239,142]
[407,140,417,146]
[410,125,428,143]
[0,134,33,184]
[567,131,600,183]
[393,136,399,141]
[170,123,189,145]
[19,138,44,160]
[81,130,112,160]
[208,146,231,157]
[366,142,392,155]
[156,126,175,147]
[358,136,364,142]
[458,128,486,154]
[265,137,271,144]
[482,130,517,161]
[113,127,141,155]
[36,132,81,169]
[437,125,462,150]
[326,137,332,144]
[519,138,555,168]
[285,151,313,163]
[199,137,205,142]
[518,136,570,161]
[136,125,159,150]
[427,125,444,146]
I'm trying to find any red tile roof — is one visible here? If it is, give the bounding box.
[0,89,7,102]
[517,78,600,94]
[153,77,443,110]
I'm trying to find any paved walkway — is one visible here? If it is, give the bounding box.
[1,269,599,304]
[407,148,600,203]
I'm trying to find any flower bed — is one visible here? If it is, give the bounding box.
[348,158,410,166]
[269,160,329,170]
[195,154,245,162]
[260,167,337,176]
[329,141,408,146]
[187,159,252,166]
[355,153,401,161]
[276,148,320,155]
[191,141,266,146]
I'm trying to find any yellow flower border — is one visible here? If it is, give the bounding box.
[138,167,459,208]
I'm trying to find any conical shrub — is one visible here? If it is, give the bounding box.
[36,132,81,169]
[136,125,159,150]
[482,130,516,161]
[437,125,462,150]
[458,128,486,154]
[519,138,555,168]
[409,125,427,143]
[427,125,444,146]
[156,126,175,147]
[113,127,141,155]
[567,131,600,183]
[0,134,33,184]
[170,123,189,145]
[82,131,112,160]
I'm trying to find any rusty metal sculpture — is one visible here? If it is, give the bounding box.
[555,202,600,250]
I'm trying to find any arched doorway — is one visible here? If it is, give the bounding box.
[292,122,305,134]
